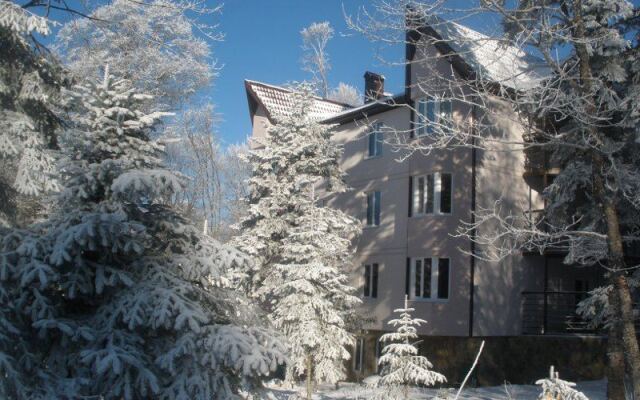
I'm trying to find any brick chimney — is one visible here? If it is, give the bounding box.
[364,71,385,103]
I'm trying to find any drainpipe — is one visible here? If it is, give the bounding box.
[469,105,477,338]
[543,256,548,335]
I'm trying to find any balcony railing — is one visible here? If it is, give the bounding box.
[521,291,640,335]
[522,291,593,335]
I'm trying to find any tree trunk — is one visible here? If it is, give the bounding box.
[592,152,640,399]
[606,290,626,400]
[571,3,640,397]
[613,273,640,398]
[306,354,313,400]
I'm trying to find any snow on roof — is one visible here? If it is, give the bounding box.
[246,80,352,121]
[425,16,550,90]
[320,94,405,124]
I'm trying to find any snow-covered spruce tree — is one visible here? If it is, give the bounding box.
[347,1,640,397]
[232,84,361,399]
[0,1,63,226]
[377,297,446,399]
[0,68,285,399]
[270,202,361,399]
[54,0,241,237]
[536,366,589,400]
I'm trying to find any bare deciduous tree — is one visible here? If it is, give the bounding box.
[164,105,250,241]
[301,21,334,98]
[164,104,223,232]
[347,1,640,398]
[220,142,251,239]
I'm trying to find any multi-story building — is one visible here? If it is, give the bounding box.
[244,18,607,384]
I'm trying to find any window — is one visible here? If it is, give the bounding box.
[375,337,383,373]
[416,98,435,136]
[354,337,365,372]
[367,123,383,157]
[366,191,381,226]
[410,257,450,300]
[412,173,452,215]
[364,263,379,298]
[415,97,452,137]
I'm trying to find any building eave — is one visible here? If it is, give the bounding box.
[321,94,407,125]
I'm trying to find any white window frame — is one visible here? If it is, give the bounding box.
[409,257,451,302]
[366,122,383,158]
[354,337,365,372]
[365,191,381,227]
[412,172,453,215]
[415,96,452,137]
[363,263,379,298]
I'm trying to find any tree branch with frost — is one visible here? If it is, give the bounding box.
[329,82,363,106]
[54,0,218,112]
[453,200,640,266]
[301,21,334,97]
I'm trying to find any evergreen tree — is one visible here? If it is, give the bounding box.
[270,201,361,398]
[0,68,285,399]
[232,84,361,398]
[536,366,589,400]
[377,297,446,399]
[0,1,64,226]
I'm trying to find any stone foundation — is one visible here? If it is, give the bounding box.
[349,333,606,386]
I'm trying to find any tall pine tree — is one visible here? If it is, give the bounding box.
[233,84,361,398]
[0,68,285,399]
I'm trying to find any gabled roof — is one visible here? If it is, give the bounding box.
[412,16,549,91]
[245,80,352,124]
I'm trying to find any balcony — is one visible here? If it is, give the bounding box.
[522,291,640,335]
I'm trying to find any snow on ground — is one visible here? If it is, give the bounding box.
[264,380,606,400]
